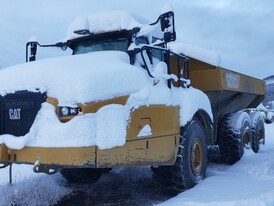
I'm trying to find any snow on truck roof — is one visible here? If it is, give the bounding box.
[66,10,221,67]
[66,11,147,41]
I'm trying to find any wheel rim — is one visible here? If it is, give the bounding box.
[191,138,203,176]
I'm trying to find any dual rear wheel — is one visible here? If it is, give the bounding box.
[218,111,265,164]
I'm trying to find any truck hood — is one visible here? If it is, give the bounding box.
[0,51,150,105]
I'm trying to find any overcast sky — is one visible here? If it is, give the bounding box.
[0,0,273,78]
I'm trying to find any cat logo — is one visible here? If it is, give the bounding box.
[9,108,21,120]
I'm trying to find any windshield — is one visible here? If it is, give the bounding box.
[73,37,130,55]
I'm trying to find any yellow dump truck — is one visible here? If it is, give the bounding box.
[0,10,265,192]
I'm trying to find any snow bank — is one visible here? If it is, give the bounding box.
[169,42,222,67]
[0,51,150,105]
[0,165,70,206]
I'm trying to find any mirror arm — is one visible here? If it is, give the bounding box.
[26,41,68,62]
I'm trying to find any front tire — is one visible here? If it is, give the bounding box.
[152,120,207,192]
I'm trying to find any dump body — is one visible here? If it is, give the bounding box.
[171,56,265,118]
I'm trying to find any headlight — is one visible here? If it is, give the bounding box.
[70,108,78,115]
[61,107,69,116]
[59,106,81,117]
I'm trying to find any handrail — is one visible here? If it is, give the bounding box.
[135,45,189,88]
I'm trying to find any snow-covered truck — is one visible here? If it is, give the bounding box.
[0,10,265,192]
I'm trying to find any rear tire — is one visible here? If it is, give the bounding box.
[250,112,265,153]
[60,168,106,184]
[218,112,251,164]
[152,120,207,192]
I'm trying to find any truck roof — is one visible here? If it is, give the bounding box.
[65,11,147,41]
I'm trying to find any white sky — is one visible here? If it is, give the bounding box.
[0,0,273,78]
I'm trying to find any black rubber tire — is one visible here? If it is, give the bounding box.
[217,112,251,164]
[60,168,105,184]
[250,112,265,153]
[152,120,207,193]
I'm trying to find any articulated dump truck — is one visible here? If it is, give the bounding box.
[0,10,265,192]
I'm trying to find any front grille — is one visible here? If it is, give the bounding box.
[0,91,46,136]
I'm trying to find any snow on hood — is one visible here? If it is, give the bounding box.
[0,51,150,105]
[168,42,222,67]
[66,11,147,40]
[0,84,212,150]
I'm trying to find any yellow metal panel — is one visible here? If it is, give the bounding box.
[127,105,180,140]
[8,147,96,166]
[3,105,180,168]
[77,102,96,114]
[190,69,222,92]
[97,105,180,167]
[0,144,9,162]
[189,67,265,96]
[188,58,216,71]
[219,68,265,95]
[96,135,179,168]
[94,96,128,111]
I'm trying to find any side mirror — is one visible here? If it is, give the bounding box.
[160,15,170,31]
[27,42,38,62]
[164,32,176,42]
[30,42,37,56]
[160,11,176,42]
[150,11,176,43]
[26,41,68,62]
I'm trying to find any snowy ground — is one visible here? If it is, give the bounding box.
[0,123,273,206]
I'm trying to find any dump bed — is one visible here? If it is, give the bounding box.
[170,54,265,119]
[188,57,265,118]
